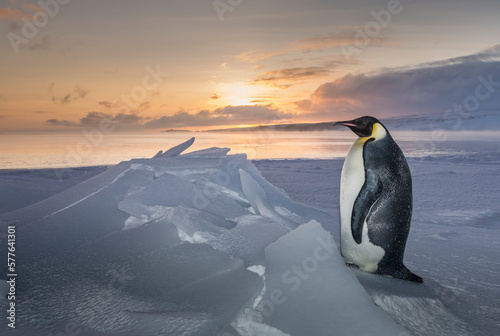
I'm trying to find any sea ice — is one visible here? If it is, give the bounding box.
[0,139,338,335]
[258,220,409,336]
[2,138,496,335]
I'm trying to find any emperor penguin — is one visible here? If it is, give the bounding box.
[334,116,423,283]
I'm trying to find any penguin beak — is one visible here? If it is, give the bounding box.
[333,121,357,127]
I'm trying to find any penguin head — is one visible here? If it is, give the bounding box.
[333,116,384,138]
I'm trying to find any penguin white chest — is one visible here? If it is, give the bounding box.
[339,138,385,272]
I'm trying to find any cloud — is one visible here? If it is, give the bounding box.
[145,105,294,129]
[28,34,50,51]
[0,7,24,20]
[79,111,144,126]
[400,44,500,70]
[235,26,389,68]
[292,27,391,51]
[0,2,44,21]
[21,3,43,13]
[52,85,89,105]
[79,112,111,126]
[8,21,20,32]
[236,51,286,63]
[99,100,151,114]
[112,113,144,124]
[0,94,6,101]
[137,101,151,111]
[46,119,79,127]
[3,14,52,52]
[47,105,293,130]
[210,93,221,101]
[47,112,144,128]
[98,101,114,108]
[308,46,500,119]
[0,115,5,120]
[248,96,280,104]
[294,99,312,111]
[251,67,332,89]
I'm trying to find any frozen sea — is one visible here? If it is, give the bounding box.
[1,129,499,169]
[0,132,499,335]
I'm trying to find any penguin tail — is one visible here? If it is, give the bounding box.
[395,266,423,283]
[380,265,424,283]
[402,269,423,283]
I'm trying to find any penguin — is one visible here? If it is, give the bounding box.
[333,116,423,283]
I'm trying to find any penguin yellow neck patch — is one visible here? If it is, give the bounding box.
[354,123,387,145]
[369,123,387,141]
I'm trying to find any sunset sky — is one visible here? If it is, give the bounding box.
[1,0,499,132]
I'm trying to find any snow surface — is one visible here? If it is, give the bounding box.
[0,166,108,214]
[0,138,499,335]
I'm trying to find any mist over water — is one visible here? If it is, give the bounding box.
[0,131,499,169]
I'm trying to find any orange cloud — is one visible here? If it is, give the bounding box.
[0,1,44,21]
[236,50,286,63]
[0,7,24,20]
[236,27,390,68]
[294,99,312,111]
[22,3,44,13]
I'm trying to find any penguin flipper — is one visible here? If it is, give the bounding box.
[351,169,383,244]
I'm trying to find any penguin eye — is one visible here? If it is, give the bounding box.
[361,121,371,133]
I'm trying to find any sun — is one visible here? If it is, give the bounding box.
[226,95,253,106]
[212,82,266,107]
[237,124,258,128]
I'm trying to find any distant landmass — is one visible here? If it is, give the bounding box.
[161,129,194,133]
[205,122,337,133]
[381,109,500,131]
[161,109,500,133]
